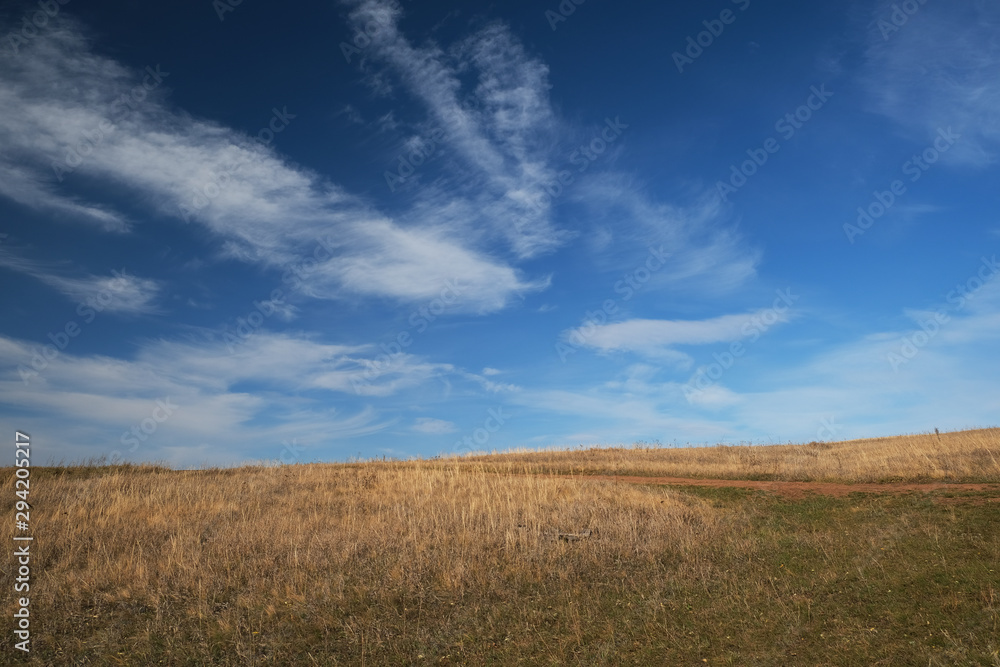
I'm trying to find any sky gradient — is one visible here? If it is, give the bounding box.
[1,0,998,467]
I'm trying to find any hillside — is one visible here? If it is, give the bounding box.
[2,428,998,664]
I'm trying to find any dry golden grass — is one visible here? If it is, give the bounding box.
[3,462,720,663]
[1,428,998,664]
[453,427,1000,483]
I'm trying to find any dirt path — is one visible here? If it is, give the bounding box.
[546,474,1000,501]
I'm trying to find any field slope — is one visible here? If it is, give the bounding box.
[2,428,999,665]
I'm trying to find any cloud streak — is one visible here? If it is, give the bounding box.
[0,247,161,314]
[0,330,471,465]
[345,0,570,258]
[569,311,785,353]
[0,16,546,314]
[862,0,1000,165]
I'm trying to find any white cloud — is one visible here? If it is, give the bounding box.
[0,163,128,232]
[312,218,548,312]
[411,417,457,435]
[345,0,570,258]
[683,383,742,409]
[47,271,162,315]
[570,180,760,294]
[0,11,757,312]
[135,332,457,398]
[687,280,1000,438]
[518,288,1000,447]
[459,369,520,394]
[565,309,790,359]
[0,247,161,314]
[510,385,730,446]
[862,0,1000,165]
[0,330,486,465]
[0,17,546,314]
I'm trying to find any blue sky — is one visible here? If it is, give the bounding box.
[1,0,998,467]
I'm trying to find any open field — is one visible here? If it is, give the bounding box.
[453,428,1000,484]
[2,429,999,665]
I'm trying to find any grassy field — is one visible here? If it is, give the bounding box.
[453,427,1000,483]
[2,429,999,665]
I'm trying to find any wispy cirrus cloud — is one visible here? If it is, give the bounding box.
[564,309,790,360]
[0,330,473,465]
[0,16,546,314]
[411,417,457,435]
[344,0,757,295]
[0,163,128,232]
[861,0,1000,165]
[571,178,760,294]
[0,247,161,314]
[518,283,1000,447]
[344,0,570,258]
[0,8,755,313]
[133,332,456,398]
